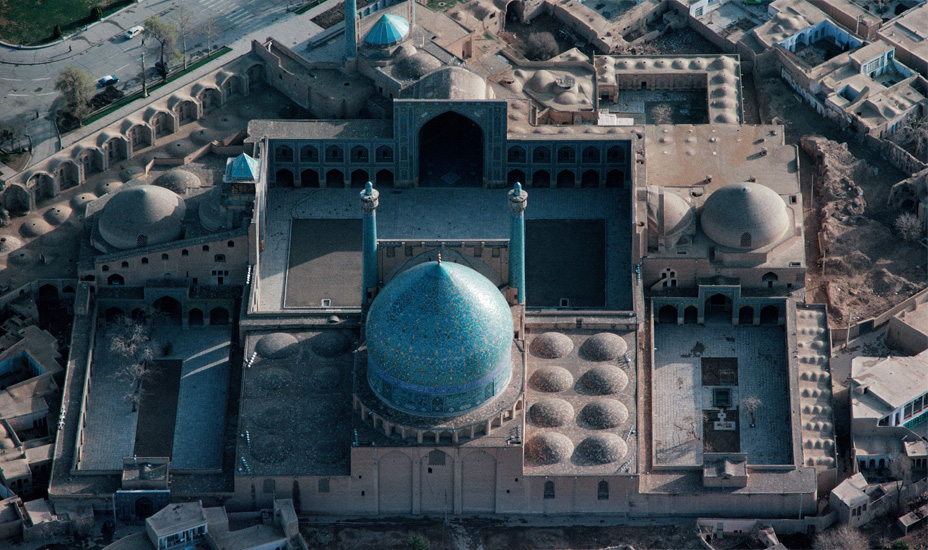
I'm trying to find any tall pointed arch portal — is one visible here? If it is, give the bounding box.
[418,111,484,187]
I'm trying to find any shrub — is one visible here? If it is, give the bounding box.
[52,25,63,39]
[407,534,430,550]
[894,213,923,242]
[91,6,103,20]
[526,31,558,61]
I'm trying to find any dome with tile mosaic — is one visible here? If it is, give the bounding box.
[366,260,513,417]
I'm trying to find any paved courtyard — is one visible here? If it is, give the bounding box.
[157,325,232,471]
[652,322,792,467]
[259,188,631,311]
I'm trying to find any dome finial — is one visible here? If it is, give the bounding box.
[365,181,373,195]
[437,252,442,265]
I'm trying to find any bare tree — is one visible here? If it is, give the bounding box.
[110,316,158,412]
[741,397,761,427]
[144,16,178,83]
[526,32,558,61]
[895,213,923,242]
[812,525,868,550]
[899,115,928,160]
[54,66,94,122]
[204,16,218,54]
[889,455,913,513]
[174,0,194,70]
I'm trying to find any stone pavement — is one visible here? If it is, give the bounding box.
[79,326,140,471]
[653,322,792,467]
[156,324,231,470]
[258,187,632,311]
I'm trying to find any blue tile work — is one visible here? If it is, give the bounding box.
[364,14,409,45]
[366,261,513,416]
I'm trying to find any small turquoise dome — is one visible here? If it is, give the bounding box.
[365,14,409,46]
[366,261,513,417]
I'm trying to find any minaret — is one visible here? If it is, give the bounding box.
[345,0,358,63]
[361,181,379,307]
[508,182,527,305]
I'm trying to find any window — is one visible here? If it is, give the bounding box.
[141,257,149,264]
[214,254,226,263]
[533,147,551,163]
[318,479,330,493]
[121,261,129,268]
[182,249,189,256]
[544,480,555,499]
[161,253,169,261]
[428,450,446,466]
[202,245,209,252]
[905,403,913,419]
[274,145,293,162]
[102,265,109,272]
[597,480,609,500]
[227,240,235,248]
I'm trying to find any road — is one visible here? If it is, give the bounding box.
[0,0,295,167]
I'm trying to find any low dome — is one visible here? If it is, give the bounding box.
[20,218,52,238]
[528,398,574,427]
[70,193,96,213]
[153,169,200,194]
[575,434,626,464]
[531,332,573,359]
[256,332,299,359]
[580,365,628,395]
[0,236,24,253]
[580,333,627,361]
[98,185,186,250]
[526,70,556,92]
[95,180,122,196]
[530,366,574,392]
[413,67,492,100]
[648,192,694,237]
[366,261,513,417]
[579,400,628,429]
[309,331,352,358]
[701,182,790,249]
[396,52,441,80]
[526,433,573,465]
[44,205,71,225]
[365,14,409,46]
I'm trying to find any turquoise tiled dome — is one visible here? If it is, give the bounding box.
[366,261,513,417]
[364,14,409,46]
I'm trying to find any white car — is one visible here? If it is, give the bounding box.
[125,26,144,40]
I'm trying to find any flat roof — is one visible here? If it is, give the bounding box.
[851,354,928,412]
[147,502,206,538]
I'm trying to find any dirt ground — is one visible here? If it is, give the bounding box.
[753,76,927,325]
[301,519,701,550]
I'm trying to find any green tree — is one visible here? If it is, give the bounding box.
[144,16,177,82]
[407,534,430,550]
[54,66,94,122]
[812,525,867,550]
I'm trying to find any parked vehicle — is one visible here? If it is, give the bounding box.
[97,75,119,87]
[125,26,144,39]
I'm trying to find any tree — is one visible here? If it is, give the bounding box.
[741,397,761,427]
[406,534,430,550]
[899,115,928,160]
[174,0,193,70]
[812,525,867,550]
[895,213,923,242]
[54,66,94,122]
[144,16,177,82]
[526,32,558,61]
[204,16,218,54]
[889,455,913,513]
[109,315,157,412]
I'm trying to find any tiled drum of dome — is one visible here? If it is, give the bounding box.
[366,261,513,416]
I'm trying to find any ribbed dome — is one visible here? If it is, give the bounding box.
[366,261,513,417]
[649,191,694,237]
[701,182,789,250]
[365,14,409,46]
[153,168,200,194]
[413,67,492,100]
[98,185,186,250]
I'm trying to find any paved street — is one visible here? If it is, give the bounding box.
[0,0,322,167]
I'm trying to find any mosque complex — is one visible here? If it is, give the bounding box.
[28,0,842,523]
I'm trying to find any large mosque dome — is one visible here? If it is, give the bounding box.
[366,261,513,417]
[98,185,186,250]
[700,182,789,250]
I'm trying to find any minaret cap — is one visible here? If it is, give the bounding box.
[508,182,527,214]
[360,181,379,212]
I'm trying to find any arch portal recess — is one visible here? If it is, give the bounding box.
[419,111,484,187]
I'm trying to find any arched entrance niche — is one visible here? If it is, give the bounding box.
[760,305,779,325]
[375,169,394,188]
[300,169,319,187]
[350,169,369,188]
[704,293,733,323]
[210,306,230,325]
[418,111,483,187]
[658,305,677,324]
[153,296,182,322]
